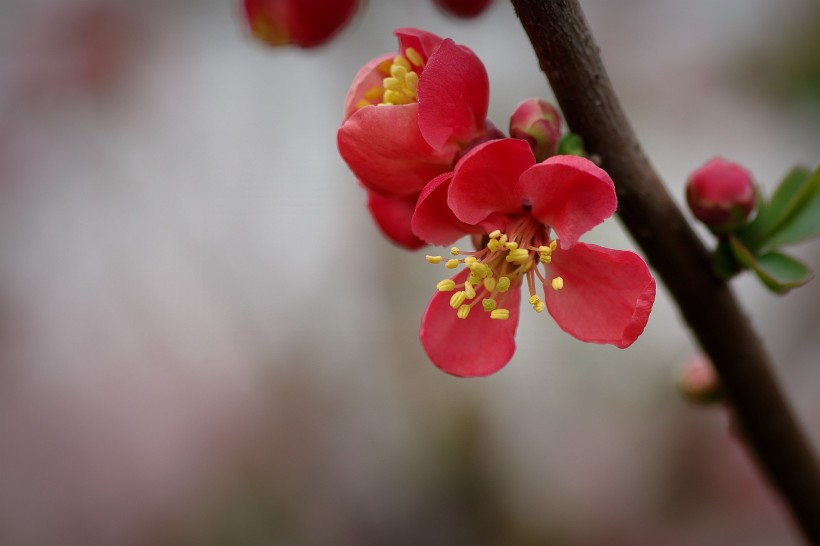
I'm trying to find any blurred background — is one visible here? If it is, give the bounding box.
[0,0,819,544]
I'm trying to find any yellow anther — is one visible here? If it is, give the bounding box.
[551,277,564,291]
[483,276,497,292]
[467,272,480,285]
[364,86,383,101]
[498,234,508,245]
[445,259,459,269]
[464,256,477,265]
[487,239,500,252]
[540,254,552,264]
[482,298,497,312]
[450,246,461,256]
[426,255,443,264]
[534,301,546,313]
[488,229,502,239]
[497,277,511,292]
[528,295,541,305]
[356,99,371,110]
[383,77,403,92]
[436,279,456,291]
[383,89,411,105]
[450,291,467,308]
[392,55,411,71]
[490,309,510,320]
[464,282,476,299]
[405,47,424,67]
[457,304,471,320]
[378,59,393,75]
[506,248,530,264]
[550,240,558,251]
[469,262,491,278]
[505,241,519,250]
[404,71,419,95]
[390,65,408,82]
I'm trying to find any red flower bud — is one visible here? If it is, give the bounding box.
[686,157,756,233]
[678,355,722,404]
[509,98,562,162]
[432,0,494,19]
[242,0,358,49]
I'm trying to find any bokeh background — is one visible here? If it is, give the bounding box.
[1,0,819,544]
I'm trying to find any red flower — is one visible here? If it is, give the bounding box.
[338,28,495,249]
[242,0,358,48]
[413,139,656,377]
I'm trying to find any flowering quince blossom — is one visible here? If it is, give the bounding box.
[242,0,359,48]
[337,28,498,249]
[413,138,656,377]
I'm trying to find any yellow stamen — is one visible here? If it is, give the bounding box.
[426,255,443,264]
[534,301,545,313]
[457,304,471,319]
[489,229,502,239]
[364,86,383,101]
[505,241,519,250]
[464,282,476,299]
[392,55,411,71]
[445,259,459,269]
[450,246,461,256]
[487,239,500,252]
[490,309,510,320]
[528,295,541,305]
[551,277,564,291]
[483,277,497,292]
[436,279,456,291]
[405,47,424,67]
[506,248,530,264]
[482,298,497,312]
[497,277,511,292]
[450,291,467,308]
[464,256,477,265]
[404,72,419,95]
[469,262,491,278]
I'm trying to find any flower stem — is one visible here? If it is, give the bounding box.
[510,0,820,541]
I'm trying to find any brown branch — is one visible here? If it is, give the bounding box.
[509,0,820,542]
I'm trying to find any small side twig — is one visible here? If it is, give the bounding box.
[510,0,820,542]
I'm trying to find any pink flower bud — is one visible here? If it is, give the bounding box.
[686,157,756,233]
[432,0,494,18]
[678,355,722,404]
[509,98,562,162]
[242,0,358,49]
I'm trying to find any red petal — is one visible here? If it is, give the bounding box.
[544,243,655,348]
[342,53,393,120]
[366,189,426,250]
[412,173,477,246]
[517,155,616,248]
[448,139,534,225]
[338,103,457,197]
[420,270,521,377]
[417,39,489,150]
[395,28,444,61]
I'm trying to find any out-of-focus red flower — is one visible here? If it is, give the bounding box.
[686,157,756,233]
[413,139,656,376]
[338,28,498,249]
[433,0,495,19]
[509,98,562,162]
[242,0,358,48]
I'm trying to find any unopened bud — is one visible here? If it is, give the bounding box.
[509,98,562,162]
[432,0,494,19]
[242,0,359,49]
[678,355,722,404]
[686,157,756,233]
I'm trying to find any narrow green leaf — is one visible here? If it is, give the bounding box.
[760,183,820,250]
[736,166,811,250]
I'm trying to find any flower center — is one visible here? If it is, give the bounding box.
[356,48,425,110]
[426,215,565,320]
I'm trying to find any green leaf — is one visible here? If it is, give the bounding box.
[728,237,814,294]
[760,179,820,250]
[557,133,585,156]
[736,166,812,250]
